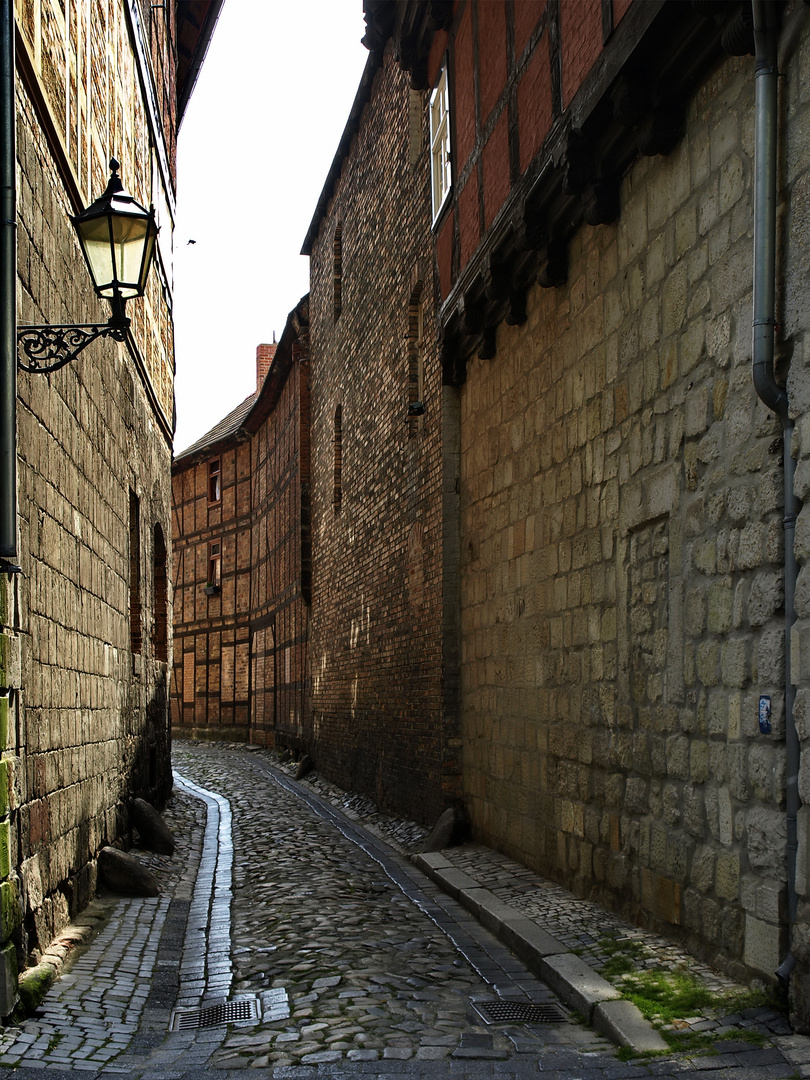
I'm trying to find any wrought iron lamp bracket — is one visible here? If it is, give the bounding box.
[17,319,129,374]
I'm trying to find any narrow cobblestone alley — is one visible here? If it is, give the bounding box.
[0,741,808,1079]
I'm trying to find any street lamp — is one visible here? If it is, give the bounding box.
[17,158,158,374]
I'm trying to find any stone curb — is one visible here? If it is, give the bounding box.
[412,851,666,1054]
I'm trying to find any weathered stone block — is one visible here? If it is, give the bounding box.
[0,880,19,942]
[666,735,690,780]
[683,786,704,837]
[715,851,740,900]
[798,806,810,897]
[707,580,733,634]
[0,941,15,1016]
[718,786,733,846]
[692,845,715,892]
[744,914,784,977]
[0,761,10,820]
[641,867,681,925]
[690,740,710,784]
[721,639,749,688]
[746,806,786,876]
[0,821,10,882]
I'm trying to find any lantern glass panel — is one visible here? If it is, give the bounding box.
[77,215,116,294]
[112,214,152,297]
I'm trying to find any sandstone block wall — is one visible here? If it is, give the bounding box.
[15,87,174,966]
[458,34,807,984]
[9,0,178,988]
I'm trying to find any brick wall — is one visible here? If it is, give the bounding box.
[439,0,638,297]
[307,43,461,825]
[457,35,806,987]
[171,323,311,749]
[172,441,253,740]
[248,353,310,749]
[560,0,603,108]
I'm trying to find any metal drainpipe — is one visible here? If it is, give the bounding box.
[751,0,799,985]
[0,0,17,569]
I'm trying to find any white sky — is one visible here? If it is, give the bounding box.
[172,0,369,454]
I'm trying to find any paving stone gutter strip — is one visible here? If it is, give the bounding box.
[240,751,666,1055]
[172,771,234,1006]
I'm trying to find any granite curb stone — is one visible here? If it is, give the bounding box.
[413,850,660,1052]
[593,1000,670,1052]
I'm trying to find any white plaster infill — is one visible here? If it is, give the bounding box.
[172,770,233,1007]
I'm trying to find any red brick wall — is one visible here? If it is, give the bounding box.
[517,31,553,174]
[437,211,454,301]
[171,442,254,740]
[256,343,277,391]
[477,1,507,123]
[514,0,545,60]
[444,0,616,292]
[308,44,460,825]
[459,168,480,268]
[248,357,310,749]
[482,111,510,231]
[453,6,476,175]
[171,333,311,747]
[560,0,603,108]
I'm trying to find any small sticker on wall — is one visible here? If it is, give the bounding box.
[759,695,771,734]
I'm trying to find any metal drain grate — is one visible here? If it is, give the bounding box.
[471,999,568,1025]
[171,997,260,1031]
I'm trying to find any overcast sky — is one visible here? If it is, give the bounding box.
[172,0,369,454]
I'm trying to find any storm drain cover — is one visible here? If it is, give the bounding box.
[471,999,568,1025]
[171,997,260,1031]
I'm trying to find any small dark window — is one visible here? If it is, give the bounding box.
[208,458,221,503]
[208,540,222,586]
[408,282,425,437]
[333,222,343,322]
[333,405,343,513]
[153,523,168,663]
[409,88,423,166]
[129,490,142,654]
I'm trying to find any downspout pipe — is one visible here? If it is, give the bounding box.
[751,0,799,986]
[0,0,17,569]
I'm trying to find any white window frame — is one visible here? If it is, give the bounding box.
[430,64,452,222]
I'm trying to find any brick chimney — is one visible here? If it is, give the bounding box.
[256,341,277,391]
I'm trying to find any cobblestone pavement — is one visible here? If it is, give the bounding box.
[0,740,808,1079]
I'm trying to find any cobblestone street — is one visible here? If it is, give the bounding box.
[0,741,808,1079]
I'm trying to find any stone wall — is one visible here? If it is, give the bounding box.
[8,0,178,993]
[458,30,808,985]
[307,44,461,825]
[780,5,810,1024]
